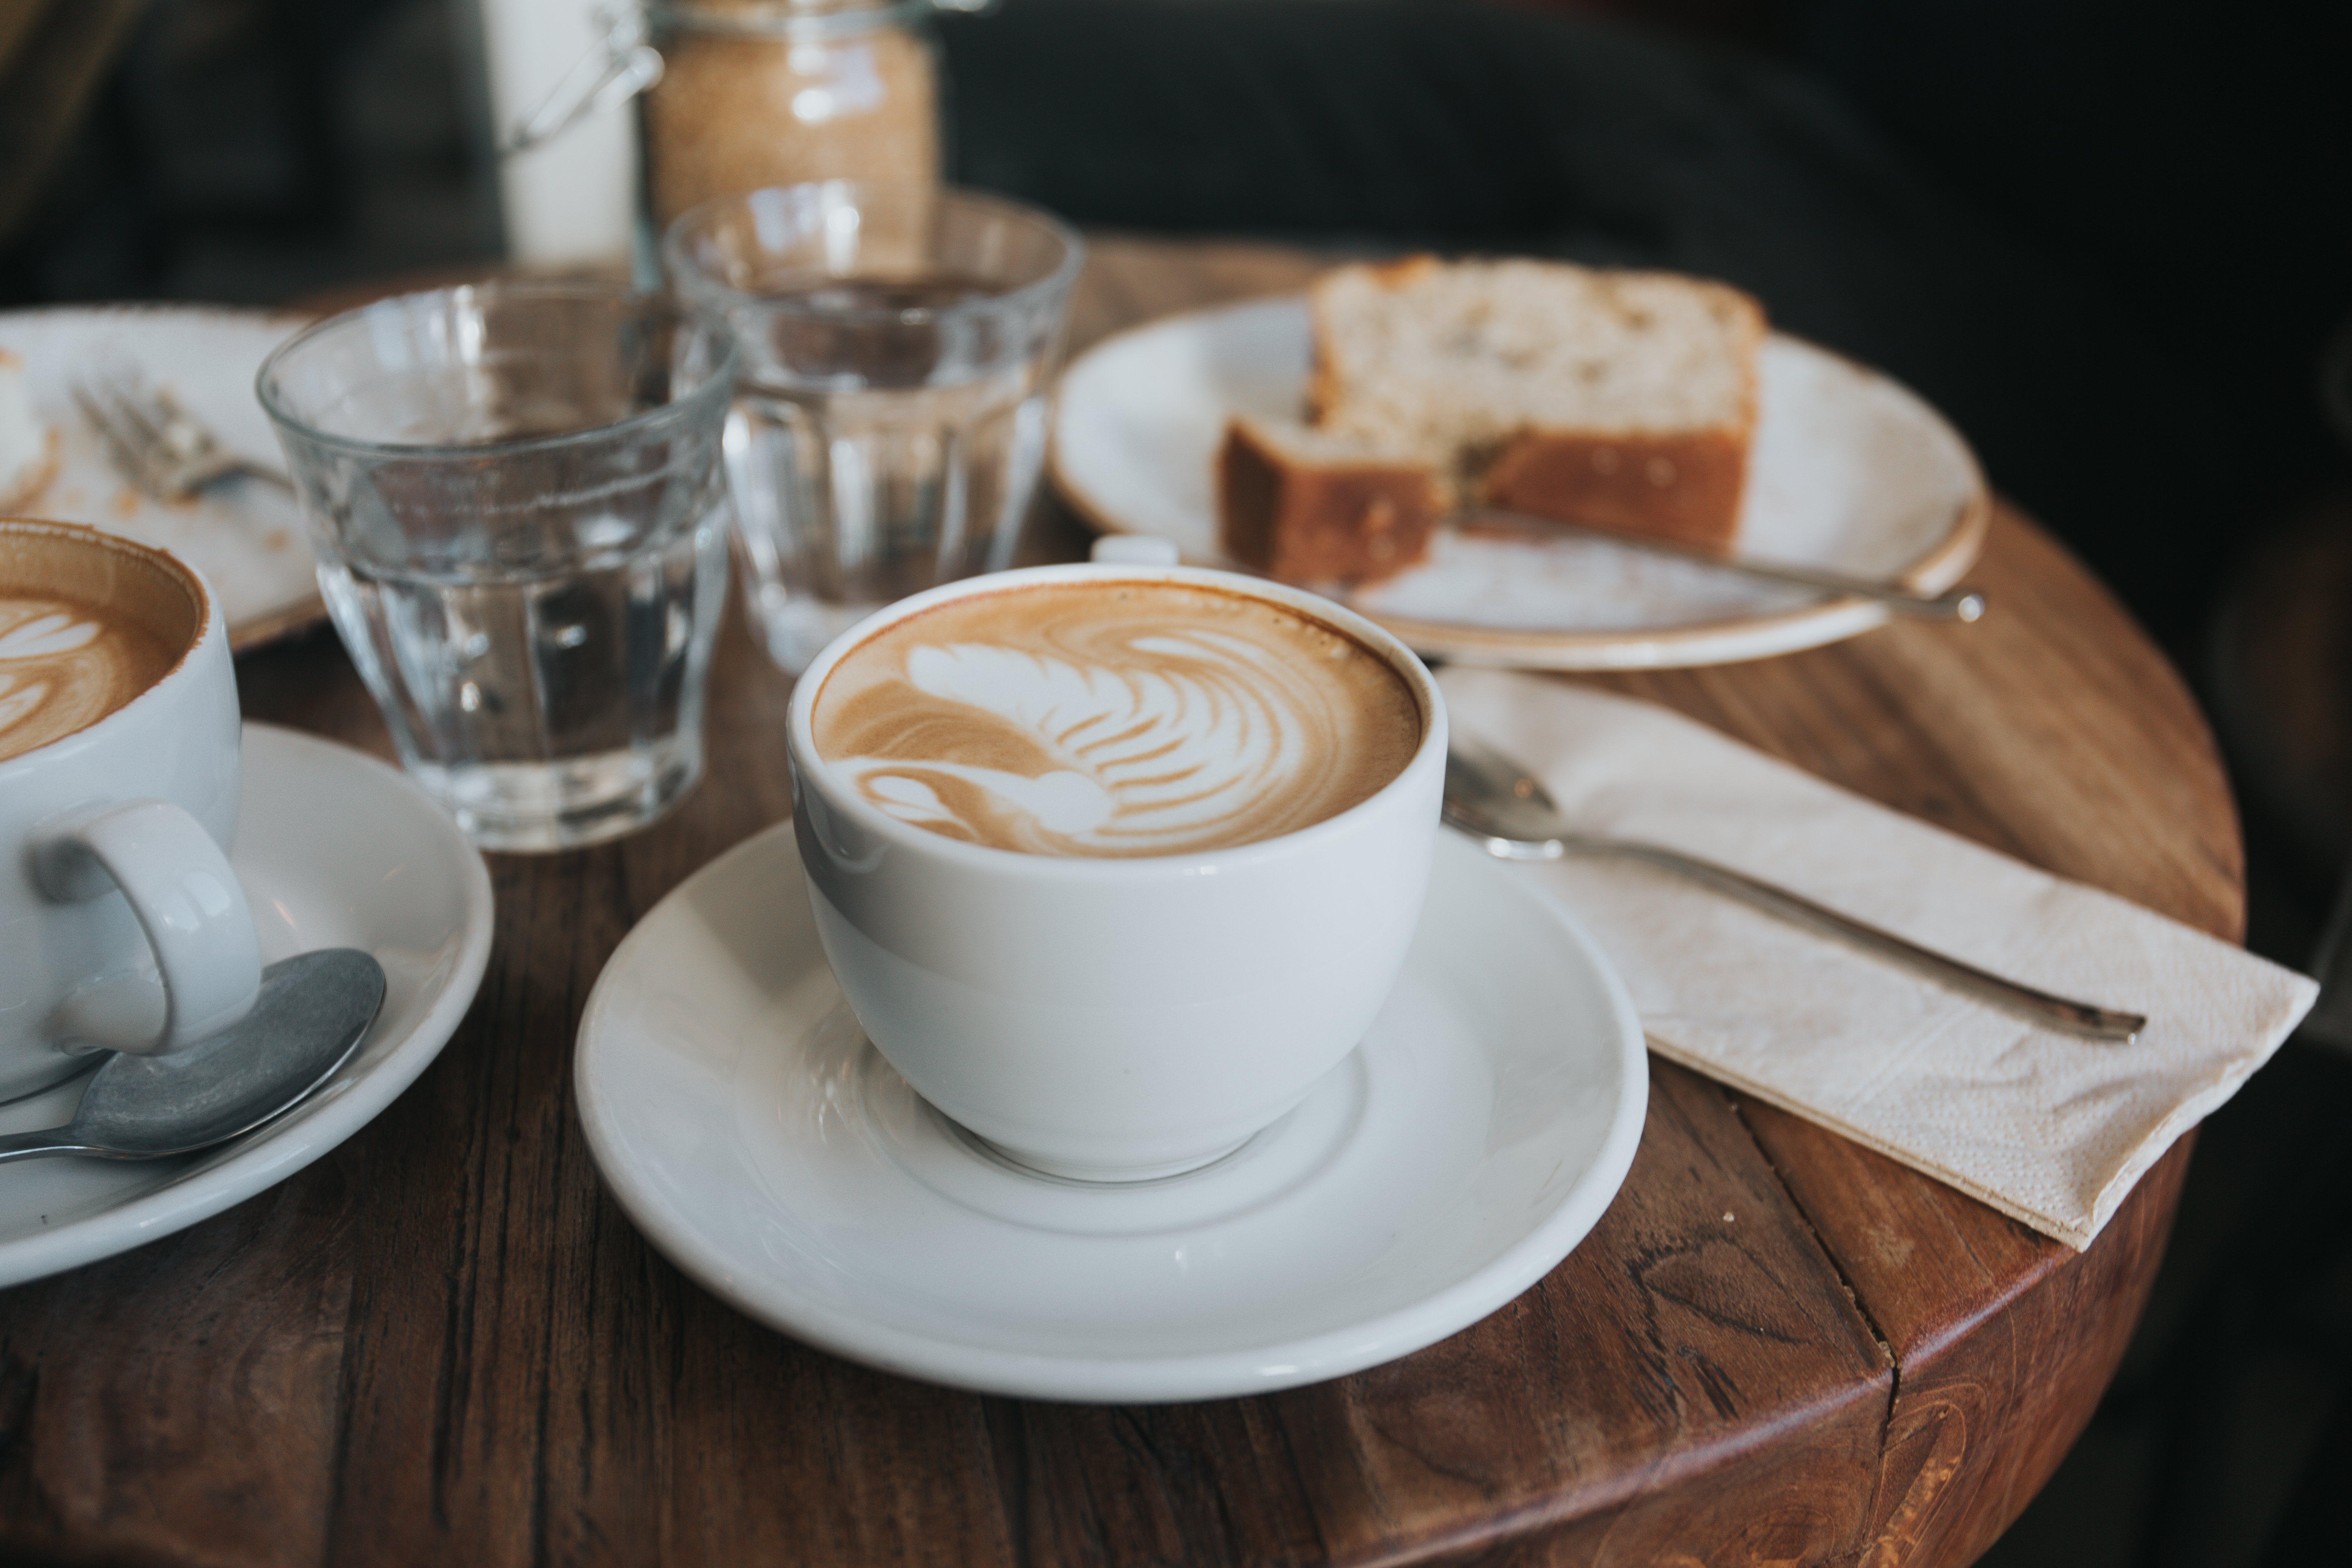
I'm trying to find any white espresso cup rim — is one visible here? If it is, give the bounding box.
[784,561,1445,878]
[0,517,214,777]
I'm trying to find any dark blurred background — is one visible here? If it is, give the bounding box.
[5,1,2347,657]
[2,2,2347,1563]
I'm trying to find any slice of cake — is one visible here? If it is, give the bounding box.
[0,348,58,512]
[1215,414,1441,586]
[1216,256,1765,584]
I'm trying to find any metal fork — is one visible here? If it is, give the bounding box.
[74,373,293,501]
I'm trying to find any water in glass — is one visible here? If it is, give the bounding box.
[319,500,730,851]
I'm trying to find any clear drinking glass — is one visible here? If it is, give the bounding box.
[257,283,739,851]
[663,181,1085,674]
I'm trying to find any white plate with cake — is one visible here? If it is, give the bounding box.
[1047,260,1990,670]
[0,306,323,651]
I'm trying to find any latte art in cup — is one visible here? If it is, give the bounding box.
[811,580,1425,857]
[0,562,186,763]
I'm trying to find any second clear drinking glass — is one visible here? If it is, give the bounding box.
[664,181,1085,674]
[257,283,739,852]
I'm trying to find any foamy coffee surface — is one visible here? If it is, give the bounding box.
[0,596,176,761]
[812,580,1423,857]
[0,524,196,763]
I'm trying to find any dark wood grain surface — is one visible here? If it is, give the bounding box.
[0,236,2239,1567]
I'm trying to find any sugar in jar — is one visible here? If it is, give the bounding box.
[641,0,943,229]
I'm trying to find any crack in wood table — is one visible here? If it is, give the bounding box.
[0,236,2236,1567]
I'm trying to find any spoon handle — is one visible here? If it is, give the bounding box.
[1441,802,2147,1041]
[1457,508,1987,621]
[1594,833,2142,1039]
[0,1128,96,1163]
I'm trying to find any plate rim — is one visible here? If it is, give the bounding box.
[1045,292,1992,670]
[0,721,494,1288]
[0,300,315,334]
[574,822,1649,1403]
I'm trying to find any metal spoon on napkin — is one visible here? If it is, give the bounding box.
[0,949,385,1163]
[1441,732,2145,1040]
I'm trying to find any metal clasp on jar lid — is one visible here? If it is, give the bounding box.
[503,0,994,157]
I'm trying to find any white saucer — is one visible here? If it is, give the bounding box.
[0,724,494,1289]
[575,826,1648,1403]
[1048,296,1989,670]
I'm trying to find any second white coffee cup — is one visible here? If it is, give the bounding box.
[0,519,261,1101]
[784,561,1446,1181]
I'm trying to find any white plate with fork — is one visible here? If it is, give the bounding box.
[0,305,322,650]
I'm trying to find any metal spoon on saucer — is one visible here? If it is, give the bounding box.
[1440,733,2145,1040]
[0,949,386,1163]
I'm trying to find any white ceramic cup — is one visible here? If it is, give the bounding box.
[784,561,1447,1181]
[0,519,261,1101]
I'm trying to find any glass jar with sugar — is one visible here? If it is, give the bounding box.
[505,1,989,236]
[643,1,946,229]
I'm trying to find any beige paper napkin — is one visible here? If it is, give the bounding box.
[1439,668,2319,1249]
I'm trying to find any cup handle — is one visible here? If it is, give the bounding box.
[29,799,262,1054]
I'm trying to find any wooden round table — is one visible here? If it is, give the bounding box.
[0,239,2237,1568]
